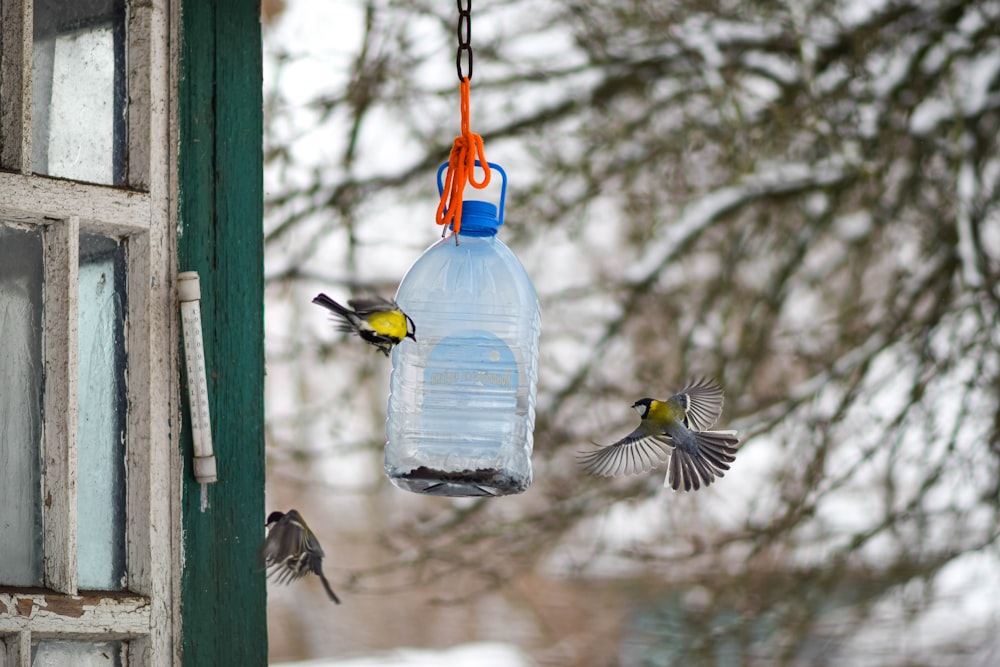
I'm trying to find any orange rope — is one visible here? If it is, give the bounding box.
[436,77,490,237]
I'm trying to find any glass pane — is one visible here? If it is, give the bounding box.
[76,233,127,590]
[32,640,122,667]
[32,0,126,185]
[1,634,21,667]
[0,224,44,587]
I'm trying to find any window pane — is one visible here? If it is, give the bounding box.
[76,233,127,590]
[32,0,126,185]
[0,224,44,587]
[32,640,122,667]
[1,634,21,666]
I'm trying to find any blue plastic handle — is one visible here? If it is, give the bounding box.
[436,160,507,227]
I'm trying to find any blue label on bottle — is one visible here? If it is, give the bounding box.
[424,330,518,407]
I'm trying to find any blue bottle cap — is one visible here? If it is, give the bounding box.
[453,200,500,236]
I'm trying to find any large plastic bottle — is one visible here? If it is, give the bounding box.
[385,165,540,497]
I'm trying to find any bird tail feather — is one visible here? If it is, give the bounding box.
[318,571,341,604]
[666,429,739,492]
[312,293,361,332]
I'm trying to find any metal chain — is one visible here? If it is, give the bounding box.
[455,0,473,81]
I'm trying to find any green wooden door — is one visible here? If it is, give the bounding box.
[177,0,266,664]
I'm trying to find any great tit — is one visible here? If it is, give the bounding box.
[259,509,340,603]
[312,293,416,357]
[578,377,740,492]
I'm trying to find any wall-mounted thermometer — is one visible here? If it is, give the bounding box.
[178,271,218,486]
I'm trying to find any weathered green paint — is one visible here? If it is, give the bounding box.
[177,0,266,665]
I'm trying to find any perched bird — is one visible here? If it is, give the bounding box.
[312,293,416,357]
[259,509,340,603]
[578,378,739,492]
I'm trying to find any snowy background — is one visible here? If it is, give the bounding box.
[261,1,1000,665]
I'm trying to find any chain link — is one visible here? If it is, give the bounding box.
[455,0,473,81]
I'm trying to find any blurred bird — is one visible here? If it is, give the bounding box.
[312,293,416,357]
[259,509,340,603]
[578,377,739,492]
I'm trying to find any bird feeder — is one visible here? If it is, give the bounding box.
[385,161,540,496]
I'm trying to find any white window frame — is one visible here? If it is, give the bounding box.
[0,1,178,665]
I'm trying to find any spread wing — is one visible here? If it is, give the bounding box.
[577,429,674,477]
[347,296,398,315]
[671,377,725,431]
[259,514,321,584]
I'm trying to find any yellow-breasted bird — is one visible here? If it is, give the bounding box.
[312,293,415,357]
[578,378,739,492]
[259,509,340,603]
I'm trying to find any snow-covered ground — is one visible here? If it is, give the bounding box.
[273,642,533,667]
